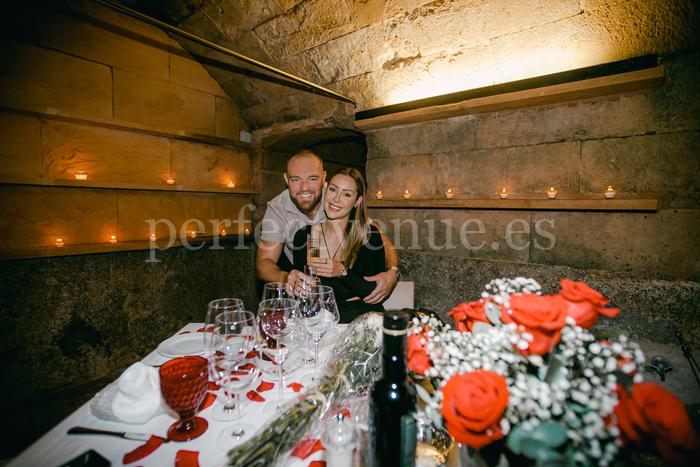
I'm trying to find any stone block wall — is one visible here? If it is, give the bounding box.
[366,51,700,281]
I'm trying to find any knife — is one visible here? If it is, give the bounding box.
[67,426,168,442]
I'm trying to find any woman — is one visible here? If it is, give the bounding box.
[287,168,387,323]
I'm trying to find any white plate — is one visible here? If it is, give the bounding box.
[157,333,206,357]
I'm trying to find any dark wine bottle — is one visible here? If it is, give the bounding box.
[368,311,417,467]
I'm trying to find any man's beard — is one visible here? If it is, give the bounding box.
[291,190,322,214]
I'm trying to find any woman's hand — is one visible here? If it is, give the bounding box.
[308,258,346,278]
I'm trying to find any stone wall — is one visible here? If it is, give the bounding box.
[0,244,257,455]
[366,51,700,281]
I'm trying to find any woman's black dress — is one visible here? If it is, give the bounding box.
[292,224,386,323]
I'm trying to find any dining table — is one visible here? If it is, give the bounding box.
[10,322,343,467]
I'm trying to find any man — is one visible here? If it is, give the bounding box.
[256,149,399,304]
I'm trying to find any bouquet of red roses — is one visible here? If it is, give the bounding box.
[408,277,698,465]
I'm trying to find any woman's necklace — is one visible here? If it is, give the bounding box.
[321,223,345,260]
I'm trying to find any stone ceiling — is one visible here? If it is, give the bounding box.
[123,0,698,134]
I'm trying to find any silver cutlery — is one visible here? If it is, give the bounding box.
[67,426,169,442]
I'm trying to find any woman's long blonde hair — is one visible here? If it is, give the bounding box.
[333,168,371,268]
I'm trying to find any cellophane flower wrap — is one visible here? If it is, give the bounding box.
[409,277,698,466]
[227,313,383,466]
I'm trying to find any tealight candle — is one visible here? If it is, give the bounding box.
[227,181,235,189]
[446,188,454,199]
[74,171,88,180]
[244,227,251,235]
[109,235,117,244]
[165,176,176,185]
[403,190,412,200]
[55,237,64,247]
[546,187,558,199]
[150,234,157,242]
[189,230,197,239]
[499,188,509,199]
[604,186,616,199]
[221,229,227,237]
[376,190,383,200]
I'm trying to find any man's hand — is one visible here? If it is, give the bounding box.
[363,269,398,304]
[286,269,308,297]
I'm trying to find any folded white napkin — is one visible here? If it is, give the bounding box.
[110,362,163,424]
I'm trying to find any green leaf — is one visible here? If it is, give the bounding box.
[529,422,568,448]
[506,425,528,454]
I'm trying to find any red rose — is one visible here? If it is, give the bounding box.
[500,293,567,355]
[449,299,491,332]
[558,279,620,328]
[407,332,432,376]
[441,370,509,449]
[615,383,699,463]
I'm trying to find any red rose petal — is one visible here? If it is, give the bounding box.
[309,462,326,467]
[246,390,265,402]
[198,392,217,411]
[122,435,165,464]
[287,382,304,392]
[256,380,275,392]
[291,438,324,459]
[245,350,257,359]
[175,450,199,467]
[207,381,220,391]
[178,331,191,334]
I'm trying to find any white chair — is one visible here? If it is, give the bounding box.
[383,281,414,310]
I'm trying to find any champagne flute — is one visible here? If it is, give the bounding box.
[215,357,261,449]
[298,265,319,366]
[300,285,340,387]
[209,309,256,421]
[258,298,298,414]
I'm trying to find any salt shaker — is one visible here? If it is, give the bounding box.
[323,413,357,467]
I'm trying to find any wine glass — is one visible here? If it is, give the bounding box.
[258,298,298,413]
[209,310,256,421]
[203,298,244,358]
[300,285,340,387]
[214,357,261,449]
[262,282,289,301]
[159,356,209,441]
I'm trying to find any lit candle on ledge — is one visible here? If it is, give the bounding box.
[221,229,227,237]
[446,188,454,199]
[55,237,64,248]
[244,227,251,235]
[403,190,412,200]
[150,234,157,242]
[499,188,509,199]
[74,171,88,180]
[546,187,558,199]
[605,186,616,199]
[189,230,197,239]
[376,190,383,200]
[109,235,118,244]
[165,176,176,185]
[227,181,235,189]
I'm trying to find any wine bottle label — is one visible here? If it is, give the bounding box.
[400,413,417,467]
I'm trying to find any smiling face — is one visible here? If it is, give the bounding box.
[284,152,325,215]
[324,173,361,220]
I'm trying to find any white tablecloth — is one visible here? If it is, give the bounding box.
[11,323,337,467]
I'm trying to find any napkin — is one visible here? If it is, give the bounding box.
[110,362,163,424]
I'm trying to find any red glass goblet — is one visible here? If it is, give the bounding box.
[159,356,209,442]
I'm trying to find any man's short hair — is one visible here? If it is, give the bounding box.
[286,149,324,173]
